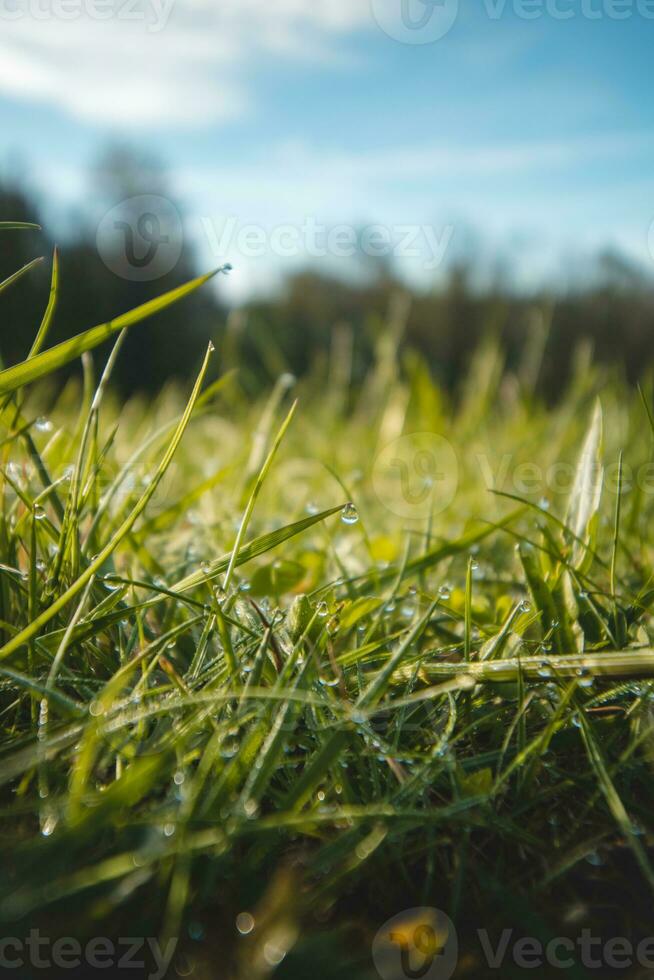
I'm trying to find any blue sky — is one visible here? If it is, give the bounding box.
[1,0,653,300]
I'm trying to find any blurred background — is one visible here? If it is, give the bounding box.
[1,0,653,396]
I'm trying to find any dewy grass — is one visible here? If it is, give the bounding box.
[2,226,654,977]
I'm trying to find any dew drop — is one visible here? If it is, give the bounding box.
[243,799,259,818]
[236,912,255,936]
[40,811,58,837]
[519,599,532,613]
[576,667,594,689]
[221,739,239,759]
[35,417,53,433]
[341,502,359,525]
[438,585,452,601]
[33,504,46,521]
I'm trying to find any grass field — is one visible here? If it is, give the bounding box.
[2,224,654,979]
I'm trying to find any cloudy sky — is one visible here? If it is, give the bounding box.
[1,0,653,298]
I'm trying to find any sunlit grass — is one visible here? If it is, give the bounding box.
[2,226,654,977]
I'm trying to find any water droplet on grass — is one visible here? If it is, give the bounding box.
[221,739,239,760]
[341,502,359,525]
[236,912,255,936]
[576,668,594,689]
[243,799,259,818]
[40,812,57,837]
[102,573,122,591]
[35,417,52,433]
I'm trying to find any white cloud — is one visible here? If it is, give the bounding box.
[0,0,372,126]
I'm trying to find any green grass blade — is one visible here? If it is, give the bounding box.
[0,268,221,396]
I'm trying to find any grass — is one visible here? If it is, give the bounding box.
[2,226,654,978]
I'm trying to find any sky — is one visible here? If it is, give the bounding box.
[1,0,654,301]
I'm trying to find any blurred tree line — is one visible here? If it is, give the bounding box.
[2,149,654,401]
